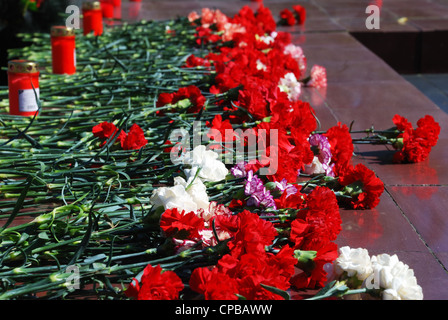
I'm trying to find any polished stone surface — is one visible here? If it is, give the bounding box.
[403,74,448,113]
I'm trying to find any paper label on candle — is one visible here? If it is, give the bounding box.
[74,49,77,67]
[18,88,40,112]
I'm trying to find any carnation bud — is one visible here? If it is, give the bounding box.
[392,137,404,150]
[294,250,317,273]
[294,250,317,263]
[13,267,25,275]
[342,181,363,197]
[32,212,54,225]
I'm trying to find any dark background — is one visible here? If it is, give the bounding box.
[0,0,69,85]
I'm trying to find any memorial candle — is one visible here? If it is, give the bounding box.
[7,60,40,117]
[51,26,76,75]
[100,0,114,19]
[82,1,103,36]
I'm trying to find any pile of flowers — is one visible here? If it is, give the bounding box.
[121,6,438,300]
[0,3,439,301]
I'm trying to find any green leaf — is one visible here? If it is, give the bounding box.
[313,280,337,298]
[83,253,107,265]
[1,175,35,233]
[306,281,350,300]
[260,283,290,300]
[38,232,50,240]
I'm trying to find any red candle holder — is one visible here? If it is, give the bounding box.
[51,26,76,75]
[128,1,141,20]
[82,1,103,36]
[100,0,113,19]
[112,0,121,19]
[7,60,40,117]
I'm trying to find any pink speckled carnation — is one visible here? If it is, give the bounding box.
[308,65,327,88]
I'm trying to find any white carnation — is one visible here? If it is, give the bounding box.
[303,156,326,176]
[371,253,423,300]
[149,175,210,213]
[179,145,228,182]
[174,176,210,211]
[334,246,373,281]
[278,72,301,102]
[149,184,198,213]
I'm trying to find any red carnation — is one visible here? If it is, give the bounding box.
[302,186,341,245]
[206,114,236,141]
[156,92,174,108]
[190,248,296,300]
[185,54,211,68]
[232,253,290,300]
[251,121,314,184]
[289,189,340,290]
[267,245,297,280]
[323,122,354,177]
[120,123,148,150]
[214,209,277,258]
[280,9,296,26]
[189,267,239,300]
[255,6,277,34]
[126,264,184,300]
[290,186,341,250]
[393,114,440,163]
[172,85,206,111]
[270,90,308,130]
[228,210,277,257]
[237,85,269,120]
[195,26,221,45]
[92,121,118,139]
[415,115,440,147]
[160,208,205,239]
[392,114,413,132]
[206,114,237,152]
[92,121,126,146]
[275,189,305,210]
[157,85,206,114]
[292,5,306,25]
[338,163,384,209]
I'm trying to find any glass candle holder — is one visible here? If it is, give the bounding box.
[82,1,103,36]
[51,26,76,75]
[7,60,40,117]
